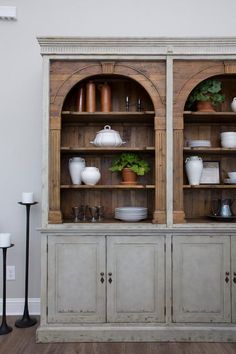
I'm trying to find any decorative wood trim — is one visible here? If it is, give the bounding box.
[100,61,116,74]
[152,211,166,224]
[37,37,236,56]
[224,61,236,73]
[173,211,186,224]
[48,210,62,224]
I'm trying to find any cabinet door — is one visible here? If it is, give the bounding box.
[107,236,165,323]
[231,237,236,322]
[47,235,106,323]
[173,235,231,323]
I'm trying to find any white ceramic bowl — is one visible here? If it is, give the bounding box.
[228,172,236,179]
[188,140,211,148]
[220,132,236,138]
[221,139,236,148]
[224,178,236,184]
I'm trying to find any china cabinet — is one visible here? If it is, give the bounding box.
[37,37,236,343]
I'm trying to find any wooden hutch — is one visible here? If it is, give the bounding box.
[37,37,236,342]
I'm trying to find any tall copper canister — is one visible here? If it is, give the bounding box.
[100,82,111,112]
[86,81,96,112]
[75,86,85,112]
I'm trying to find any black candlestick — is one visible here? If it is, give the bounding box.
[15,202,38,328]
[0,244,14,335]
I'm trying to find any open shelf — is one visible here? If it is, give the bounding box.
[61,147,155,154]
[183,147,236,154]
[61,184,155,189]
[184,111,236,124]
[62,111,155,124]
[183,184,236,189]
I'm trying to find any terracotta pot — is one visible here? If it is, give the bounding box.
[121,168,138,185]
[196,101,215,112]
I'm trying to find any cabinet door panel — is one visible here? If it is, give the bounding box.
[231,237,236,322]
[48,235,106,323]
[107,236,165,323]
[173,235,231,323]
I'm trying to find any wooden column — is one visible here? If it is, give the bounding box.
[48,117,62,224]
[153,115,166,224]
[173,114,185,223]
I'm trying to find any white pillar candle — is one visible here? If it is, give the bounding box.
[21,192,34,204]
[0,233,11,247]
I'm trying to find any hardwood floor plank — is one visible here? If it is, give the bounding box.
[1,318,236,354]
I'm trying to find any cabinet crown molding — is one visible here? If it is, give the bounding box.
[37,37,236,56]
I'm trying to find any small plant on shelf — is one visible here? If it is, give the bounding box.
[186,79,225,112]
[109,153,150,185]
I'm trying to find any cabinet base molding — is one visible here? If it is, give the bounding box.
[36,324,236,343]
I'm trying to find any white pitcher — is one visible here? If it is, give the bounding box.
[69,157,85,185]
[231,97,236,112]
[81,167,101,185]
[185,156,203,186]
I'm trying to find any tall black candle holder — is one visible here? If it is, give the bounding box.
[0,244,14,335]
[15,202,38,328]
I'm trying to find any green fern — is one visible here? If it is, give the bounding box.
[109,153,150,176]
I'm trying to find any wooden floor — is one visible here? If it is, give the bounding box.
[1,318,236,354]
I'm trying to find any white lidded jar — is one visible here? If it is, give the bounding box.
[69,157,85,185]
[81,167,101,185]
[185,156,203,185]
[231,97,236,112]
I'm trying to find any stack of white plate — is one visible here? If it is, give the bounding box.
[115,207,148,221]
[188,140,211,148]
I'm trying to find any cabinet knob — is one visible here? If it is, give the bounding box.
[108,272,112,284]
[100,272,105,284]
[225,272,230,283]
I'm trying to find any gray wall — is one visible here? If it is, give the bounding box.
[1,0,236,298]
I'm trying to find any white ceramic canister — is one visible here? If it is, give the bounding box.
[185,156,203,185]
[231,97,236,112]
[81,167,101,185]
[69,157,85,185]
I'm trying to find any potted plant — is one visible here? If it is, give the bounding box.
[186,79,225,112]
[109,153,150,185]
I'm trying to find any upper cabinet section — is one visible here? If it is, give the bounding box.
[173,60,236,224]
[48,60,166,224]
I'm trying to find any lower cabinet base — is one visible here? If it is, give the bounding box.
[36,324,236,343]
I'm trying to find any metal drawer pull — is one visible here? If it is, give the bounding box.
[108,272,112,284]
[100,272,105,284]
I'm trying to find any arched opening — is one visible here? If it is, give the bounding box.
[182,73,236,223]
[59,74,156,223]
[62,74,155,112]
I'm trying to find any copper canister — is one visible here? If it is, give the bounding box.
[75,87,85,112]
[100,82,111,112]
[86,81,96,112]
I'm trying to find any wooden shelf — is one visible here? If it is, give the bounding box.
[61,184,155,189]
[61,147,155,154]
[183,184,236,189]
[62,218,153,224]
[61,111,155,124]
[184,111,236,124]
[184,217,236,223]
[183,147,236,154]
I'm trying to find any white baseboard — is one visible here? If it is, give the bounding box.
[0,298,40,315]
